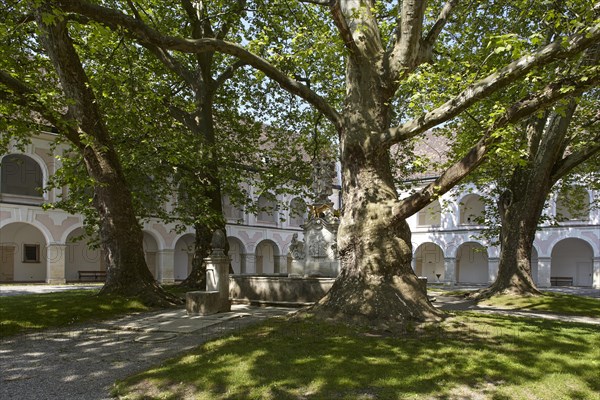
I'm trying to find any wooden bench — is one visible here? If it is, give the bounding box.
[550,276,573,286]
[78,270,107,282]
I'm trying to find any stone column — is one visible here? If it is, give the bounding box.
[275,255,288,274]
[46,243,66,284]
[205,254,231,312]
[156,249,175,284]
[593,257,600,289]
[488,257,499,283]
[243,253,256,274]
[444,257,456,285]
[537,257,552,288]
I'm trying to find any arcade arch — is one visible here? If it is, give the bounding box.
[228,236,247,274]
[255,240,280,274]
[456,242,488,284]
[556,186,590,221]
[414,243,444,281]
[289,197,307,227]
[0,222,47,282]
[459,194,485,225]
[417,200,441,227]
[65,228,102,281]
[142,231,159,278]
[257,193,277,224]
[0,154,44,199]
[551,238,593,287]
[173,234,195,281]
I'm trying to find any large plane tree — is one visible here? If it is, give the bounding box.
[53,0,600,325]
[0,3,183,305]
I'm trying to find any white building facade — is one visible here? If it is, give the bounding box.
[1,133,598,288]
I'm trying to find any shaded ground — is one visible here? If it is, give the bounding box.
[0,305,294,400]
[1,284,598,399]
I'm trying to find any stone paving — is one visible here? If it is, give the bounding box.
[0,284,598,399]
[0,304,295,400]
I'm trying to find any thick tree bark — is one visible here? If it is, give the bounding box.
[313,141,441,325]
[478,177,545,298]
[84,146,180,306]
[478,101,581,299]
[36,5,180,306]
[312,57,441,326]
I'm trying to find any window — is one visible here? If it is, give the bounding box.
[459,194,485,225]
[23,244,40,263]
[289,198,307,227]
[0,155,43,197]
[417,200,441,226]
[556,186,589,221]
[257,193,277,223]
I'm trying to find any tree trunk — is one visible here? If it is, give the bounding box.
[314,146,441,326]
[179,222,211,289]
[89,147,182,306]
[36,7,180,306]
[478,101,579,299]
[478,184,543,298]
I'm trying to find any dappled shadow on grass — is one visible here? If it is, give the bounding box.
[116,312,600,399]
[479,292,600,317]
[0,290,152,338]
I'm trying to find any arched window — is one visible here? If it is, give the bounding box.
[459,194,485,225]
[289,197,307,227]
[223,195,244,221]
[257,193,277,223]
[417,200,441,226]
[0,155,43,197]
[556,186,589,221]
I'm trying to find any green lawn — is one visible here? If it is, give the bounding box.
[479,292,600,318]
[113,313,600,400]
[0,289,152,338]
[427,288,600,318]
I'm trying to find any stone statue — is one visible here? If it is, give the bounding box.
[210,229,226,256]
[289,233,305,260]
[311,160,335,204]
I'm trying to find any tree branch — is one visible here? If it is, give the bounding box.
[551,137,600,183]
[214,59,247,89]
[54,0,343,130]
[386,0,427,79]
[329,0,362,63]
[392,72,600,219]
[382,22,600,147]
[0,70,81,146]
[419,0,459,63]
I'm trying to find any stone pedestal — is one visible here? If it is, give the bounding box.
[206,255,231,312]
[292,217,339,277]
[186,230,231,315]
[186,291,221,315]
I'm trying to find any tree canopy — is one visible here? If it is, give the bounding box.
[2,0,598,324]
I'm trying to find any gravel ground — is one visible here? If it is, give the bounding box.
[0,309,291,400]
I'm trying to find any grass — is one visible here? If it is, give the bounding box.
[113,313,600,400]
[0,284,192,338]
[479,292,600,318]
[0,289,152,338]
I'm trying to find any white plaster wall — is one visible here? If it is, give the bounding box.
[173,234,194,281]
[65,227,102,281]
[551,238,594,286]
[0,223,47,281]
[456,243,488,284]
[414,243,444,281]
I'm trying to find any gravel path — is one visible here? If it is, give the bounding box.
[0,308,292,400]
